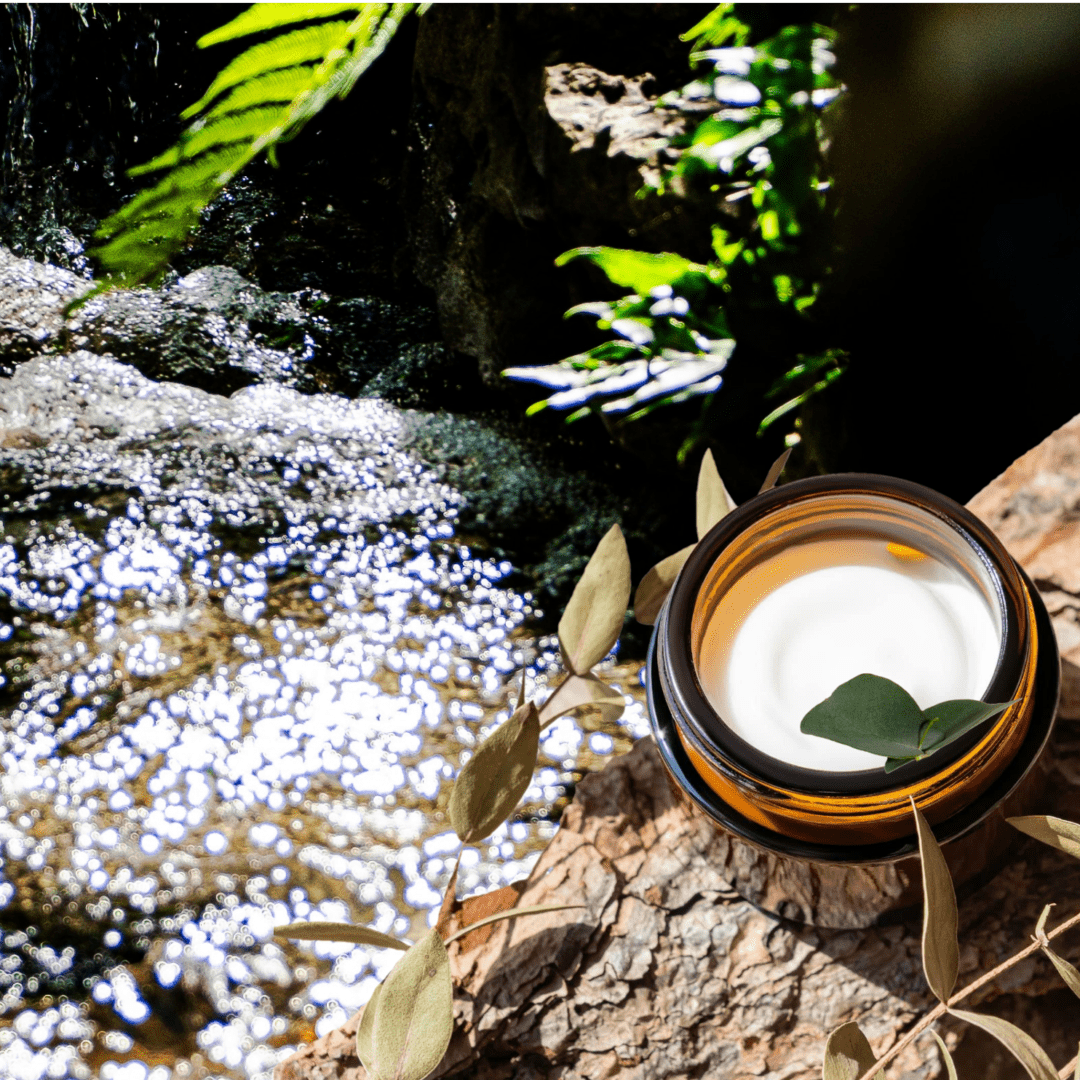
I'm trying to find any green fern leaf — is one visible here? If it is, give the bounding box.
[198,3,364,48]
[83,2,419,299]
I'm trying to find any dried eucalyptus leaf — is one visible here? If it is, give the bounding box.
[913,800,959,1003]
[537,673,625,727]
[370,928,453,1080]
[758,446,792,493]
[448,702,540,843]
[434,853,461,938]
[821,1021,882,1080]
[356,981,383,1071]
[274,922,410,951]
[1043,945,1080,1000]
[800,674,925,758]
[516,669,526,710]
[444,903,584,946]
[634,544,694,626]
[1036,903,1055,938]
[558,524,632,674]
[696,449,736,540]
[932,1031,959,1080]
[1008,815,1080,859]
[949,1009,1058,1080]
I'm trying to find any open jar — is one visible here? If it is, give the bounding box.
[647,474,1059,927]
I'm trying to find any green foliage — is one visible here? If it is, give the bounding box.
[504,5,847,458]
[81,3,420,302]
[799,673,1015,772]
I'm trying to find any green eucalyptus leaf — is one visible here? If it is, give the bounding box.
[883,755,918,774]
[913,800,959,1003]
[821,1021,882,1080]
[558,524,632,675]
[448,702,540,844]
[948,1010,1058,1080]
[1008,815,1080,859]
[932,1031,958,1080]
[274,922,410,950]
[800,674,925,759]
[369,928,453,1080]
[918,698,1016,753]
[696,449,737,540]
[356,980,382,1069]
[634,544,694,626]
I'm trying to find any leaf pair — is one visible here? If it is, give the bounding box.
[800,674,1016,773]
[448,524,631,846]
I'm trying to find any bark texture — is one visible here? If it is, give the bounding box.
[278,413,1080,1080]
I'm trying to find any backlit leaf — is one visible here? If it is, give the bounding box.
[913,800,958,1003]
[537,673,625,727]
[634,544,694,626]
[932,1032,958,1080]
[1008,815,1080,859]
[696,449,736,540]
[948,1010,1057,1080]
[448,702,540,843]
[199,3,365,47]
[370,929,453,1080]
[558,524,631,674]
[555,247,697,294]
[445,903,584,945]
[274,922,409,950]
[800,674,925,759]
[821,1021,882,1080]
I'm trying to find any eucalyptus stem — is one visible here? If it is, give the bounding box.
[856,907,1080,1080]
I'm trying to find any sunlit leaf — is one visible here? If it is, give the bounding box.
[448,702,540,843]
[558,524,631,675]
[537,673,625,727]
[368,928,453,1080]
[932,1032,958,1080]
[948,1010,1057,1080]
[1008,815,1080,859]
[821,1021,882,1080]
[444,904,584,945]
[274,922,410,950]
[634,544,695,626]
[800,674,925,759]
[355,980,382,1069]
[199,3,364,47]
[696,449,736,540]
[758,446,792,492]
[1043,946,1080,1000]
[555,247,698,294]
[913,800,959,1003]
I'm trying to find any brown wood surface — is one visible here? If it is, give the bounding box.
[278,416,1080,1080]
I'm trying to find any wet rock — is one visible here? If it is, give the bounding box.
[0,246,83,369]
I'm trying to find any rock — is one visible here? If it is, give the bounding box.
[278,409,1080,1080]
[0,246,84,368]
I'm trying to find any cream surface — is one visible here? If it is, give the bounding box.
[697,537,1002,771]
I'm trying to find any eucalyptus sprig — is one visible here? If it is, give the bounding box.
[275,524,632,1080]
[824,807,1080,1080]
[800,674,1017,773]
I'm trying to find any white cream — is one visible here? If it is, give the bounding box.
[697,537,1002,771]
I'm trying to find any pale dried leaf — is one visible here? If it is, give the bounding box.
[913,799,959,1002]
[1036,903,1054,939]
[821,1021,882,1080]
[448,702,540,843]
[758,446,792,493]
[274,922,410,951]
[949,1009,1058,1080]
[444,903,585,945]
[1009,815,1080,859]
[633,543,694,626]
[1043,945,1080,1000]
[558,524,631,674]
[537,673,625,727]
[696,449,736,540]
[370,928,453,1080]
[516,669,526,710]
[434,853,461,939]
[356,981,382,1071]
[933,1032,958,1080]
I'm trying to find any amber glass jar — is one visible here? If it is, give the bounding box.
[648,475,1059,927]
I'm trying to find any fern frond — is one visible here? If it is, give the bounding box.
[83,2,418,298]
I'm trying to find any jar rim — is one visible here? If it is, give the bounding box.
[662,473,1026,797]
